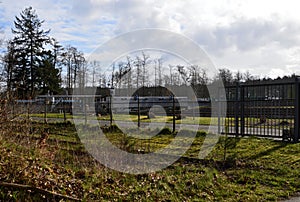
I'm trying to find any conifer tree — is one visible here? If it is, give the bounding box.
[11,6,51,99]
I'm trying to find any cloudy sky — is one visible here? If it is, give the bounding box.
[1,0,300,78]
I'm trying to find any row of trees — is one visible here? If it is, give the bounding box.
[109,52,259,89]
[106,52,261,97]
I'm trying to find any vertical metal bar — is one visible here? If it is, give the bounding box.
[284,84,287,128]
[255,87,258,136]
[44,98,47,124]
[269,85,272,137]
[275,86,278,137]
[282,85,285,137]
[258,86,261,136]
[217,88,221,134]
[278,85,280,137]
[172,96,175,133]
[260,86,263,136]
[278,85,281,137]
[235,83,239,136]
[262,88,265,137]
[245,86,248,135]
[137,96,140,128]
[269,86,273,137]
[84,99,87,126]
[240,85,245,136]
[294,77,300,142]
[264,86,273,135]
[253,86,255,136]
[63,100,67,122]
[110,95,113,127]
[249,87,251,135]
[284,84,287,135]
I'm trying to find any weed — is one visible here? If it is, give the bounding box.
[1,121,300,201]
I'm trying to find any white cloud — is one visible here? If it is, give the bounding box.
[1,0,300,78]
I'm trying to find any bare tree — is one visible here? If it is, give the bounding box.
[90,60,100,87]
[98,73,108,88]
[72,50,85,88]
[244,71,257,82]
[61,46,74,89]
[141,52,150,87]
[114,61,127,89]
[124,56,133,94]
[234,71,244,82]
[77,59,87,89]
[215,68,234,85]
[157,58,163,86]
[189,65,198,86]
[134,56,142,89]
[61,46,85,89]
[177,65,190,85]
[50,38,63,80]
[168,65,175,86]
[198,68,209,85]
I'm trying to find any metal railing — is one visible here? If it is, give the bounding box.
[218,76,300,142]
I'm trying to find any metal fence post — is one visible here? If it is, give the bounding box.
[240,85,245,136]
[217,87,221,134]
[44,99,47,124]
[235,82,240,137]
[109,95,113,127]
[294,77,300,142]
[63,100,67,122]
[137,95,140,128]
[84,99,87,126]
[172,96,175,133]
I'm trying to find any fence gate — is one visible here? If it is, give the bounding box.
[218,76,300,142]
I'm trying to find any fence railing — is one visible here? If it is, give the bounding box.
[218,76,300,142]
[6,76,300,142]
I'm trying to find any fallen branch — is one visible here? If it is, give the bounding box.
[0,182,81,201]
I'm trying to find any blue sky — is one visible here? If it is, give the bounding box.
[1,0,300,78]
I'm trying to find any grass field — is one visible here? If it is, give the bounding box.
[0,121,300,201]
[29,113,216,125]
[29,113,294,129]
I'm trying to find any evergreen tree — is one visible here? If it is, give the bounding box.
[37,50,61,95]
[11,6,51,99]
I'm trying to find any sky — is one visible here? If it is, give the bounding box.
[1,0,300,78]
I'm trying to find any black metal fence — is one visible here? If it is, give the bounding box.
[6,76,300,142]
[218,76,300,142]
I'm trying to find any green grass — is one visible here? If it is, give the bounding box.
[1,121,300,201]
[27,113,78,119]
[28,113,294,129]
[29,113,217,125]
